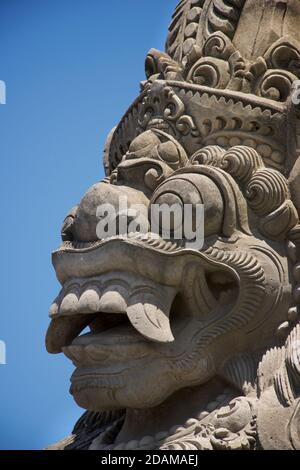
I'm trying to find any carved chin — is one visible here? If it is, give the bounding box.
[67,311,216,410]
[69,353,212,411]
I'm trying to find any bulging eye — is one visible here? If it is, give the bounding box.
[149,173,224,239]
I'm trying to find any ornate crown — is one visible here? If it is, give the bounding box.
[105,0,300,179]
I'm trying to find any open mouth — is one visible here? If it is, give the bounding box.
[47,270,178,354]
[47,236,239,370]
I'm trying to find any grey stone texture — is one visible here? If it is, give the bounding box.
[47,0,300,450]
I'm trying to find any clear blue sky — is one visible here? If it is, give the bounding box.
[0,0,175,450]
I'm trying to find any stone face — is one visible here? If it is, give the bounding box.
[47,1,300,450]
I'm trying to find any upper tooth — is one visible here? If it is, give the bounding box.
[78,288,100,314]
[99,288,127,314]
[126,303,174,343]
[51,275,177,345]
[126,286,176,343]
[49,302,59,318]
[60,288,80,315]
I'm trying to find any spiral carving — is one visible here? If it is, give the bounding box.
[246,169,290,216]
[222,146,264,185]
[163,89,185,121]
[266,41,300,79]
[203,32,236,61]
[191,144,298,240]
[191,145,225,166]
[258,70,296,102]
[176,115,198,136]
[187,58,230,89]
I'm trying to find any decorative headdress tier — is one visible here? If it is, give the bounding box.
[106,0,300,178]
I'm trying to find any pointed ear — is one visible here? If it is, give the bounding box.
[289,156,300,216]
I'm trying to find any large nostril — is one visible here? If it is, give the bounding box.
[61,206,78,242]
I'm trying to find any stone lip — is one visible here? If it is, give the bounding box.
[52,234,234,286]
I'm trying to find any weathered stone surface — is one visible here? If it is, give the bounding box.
[47,0,300,450]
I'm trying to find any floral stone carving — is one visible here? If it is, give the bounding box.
[47,0,300,450]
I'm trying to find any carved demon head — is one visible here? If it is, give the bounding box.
[47,0,300,451]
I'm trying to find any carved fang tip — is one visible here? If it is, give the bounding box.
[126,300,175,344]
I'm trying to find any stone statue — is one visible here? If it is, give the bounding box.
[47,0,300,450]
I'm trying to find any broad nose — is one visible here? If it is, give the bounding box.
[61,181,150,243]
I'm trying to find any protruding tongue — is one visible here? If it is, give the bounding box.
[126,286,176,343]
[46,315,91,354]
